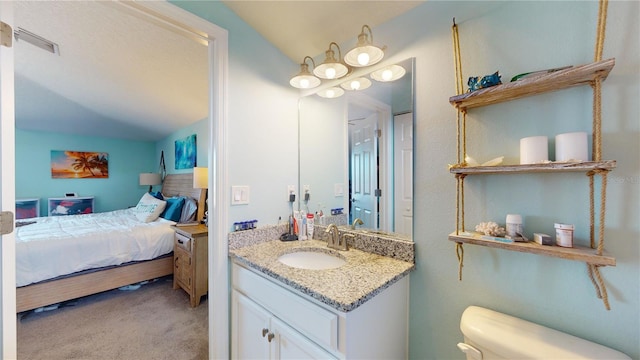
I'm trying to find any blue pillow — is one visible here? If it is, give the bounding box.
[150,191,164,200]
[160,197,185,222]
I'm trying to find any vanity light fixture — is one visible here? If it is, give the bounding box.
[340,77,371,91]
[370,64,406,82]
[313,42,349,80]
[344,25,385,67]
[290,56,321,89]
[316,86,344,99]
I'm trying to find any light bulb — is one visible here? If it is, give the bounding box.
[382,69,393,81]
[325,67,336,79]
[357,52,370,66]
[326,89,335,98]
[350,81,361,90]
[300,78,309,88]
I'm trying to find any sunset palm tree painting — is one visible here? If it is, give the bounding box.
[175,134,197,170]
[51,150,109,178]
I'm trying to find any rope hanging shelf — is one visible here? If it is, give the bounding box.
[449,0,615,310]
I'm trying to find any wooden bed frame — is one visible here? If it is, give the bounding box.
[16,173,207,313]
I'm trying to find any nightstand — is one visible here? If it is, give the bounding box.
[172,224,208,307]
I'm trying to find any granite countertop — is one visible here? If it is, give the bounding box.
[229,239,415,312]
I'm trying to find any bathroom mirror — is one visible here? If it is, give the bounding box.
[299,58,414,238]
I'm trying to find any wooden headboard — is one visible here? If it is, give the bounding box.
[161,173,207,222]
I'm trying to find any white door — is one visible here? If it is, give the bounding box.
[350,113,378,229]
[394,112,413,237]
[231,290,271,359]
[0,2,17,358]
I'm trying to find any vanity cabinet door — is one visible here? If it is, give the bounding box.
[270,316,336,360]
[232,290,270,359]
[232,290,336,360]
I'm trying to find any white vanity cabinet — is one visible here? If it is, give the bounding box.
[231,262,409,359]
[232,290,337,359]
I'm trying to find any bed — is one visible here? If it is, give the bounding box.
[15,173,206,313]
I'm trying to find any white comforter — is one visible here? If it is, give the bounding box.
[15,208,176,287]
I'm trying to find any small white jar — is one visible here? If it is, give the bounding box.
[554,223,575,247]
[506,214,523,238]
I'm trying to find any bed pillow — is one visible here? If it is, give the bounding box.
[160,196,185,222]
[150,191,164,200]
[179,196,198,223]
[133,193,167,223]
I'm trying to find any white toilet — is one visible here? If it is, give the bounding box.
[458,306,630,359]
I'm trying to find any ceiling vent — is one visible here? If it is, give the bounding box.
[14,27,59,55]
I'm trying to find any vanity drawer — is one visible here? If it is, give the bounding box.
[232,263,338,352]
[174,232,192,252]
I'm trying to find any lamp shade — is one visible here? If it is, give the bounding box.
[370,64,406,82]
[139,172,162,192]
[340,77,371,91]
[313,42,349,80]
[193,167,208,189]
[316,87,344,99]
[290,56,321,89]
[344,25,384,67]
[139,173,162,186]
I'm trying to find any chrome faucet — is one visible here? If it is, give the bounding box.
[351,218,364,230]
[325,224,348,251]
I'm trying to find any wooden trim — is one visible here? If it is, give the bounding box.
[450,160,616,175]
[449,233,615,266]
[16,257,173,313]
[449,58,615,111]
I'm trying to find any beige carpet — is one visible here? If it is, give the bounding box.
[17,276,208,360]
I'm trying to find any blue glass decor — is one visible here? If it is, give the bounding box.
[467,71,502,92]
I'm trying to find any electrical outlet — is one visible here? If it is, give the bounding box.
[287,185,296,202]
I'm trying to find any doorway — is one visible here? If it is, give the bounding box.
[1,2,228,358]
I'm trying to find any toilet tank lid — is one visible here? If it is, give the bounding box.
[460,306,630,360]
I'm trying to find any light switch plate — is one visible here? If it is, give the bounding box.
[334,183,344,197]
[231,185,250,205]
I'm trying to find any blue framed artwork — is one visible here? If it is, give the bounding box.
[175,134,197,170]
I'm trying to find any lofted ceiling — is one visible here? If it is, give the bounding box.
[13,1,424,142]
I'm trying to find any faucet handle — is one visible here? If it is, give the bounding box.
[340,233,355,251]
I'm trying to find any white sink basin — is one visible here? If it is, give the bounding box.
[278,249,346,270]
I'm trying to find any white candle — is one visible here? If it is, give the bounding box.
[520,136,548,164]
[555,132,588,162]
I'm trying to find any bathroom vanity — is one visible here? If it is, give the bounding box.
[229,236,414,359]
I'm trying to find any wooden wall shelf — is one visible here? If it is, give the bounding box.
[449,232,616,266]
[450,160,616,175]
[449,58,615,111]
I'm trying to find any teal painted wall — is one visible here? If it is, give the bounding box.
[155,117,209,174]
[171,1,300,232]
[15,129,156,214]
[179,1,639,358]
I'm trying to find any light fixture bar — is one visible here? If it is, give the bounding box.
[14,27,60,55]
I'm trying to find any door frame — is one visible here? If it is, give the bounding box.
[0,1,17,358]
[1,2,230,358]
